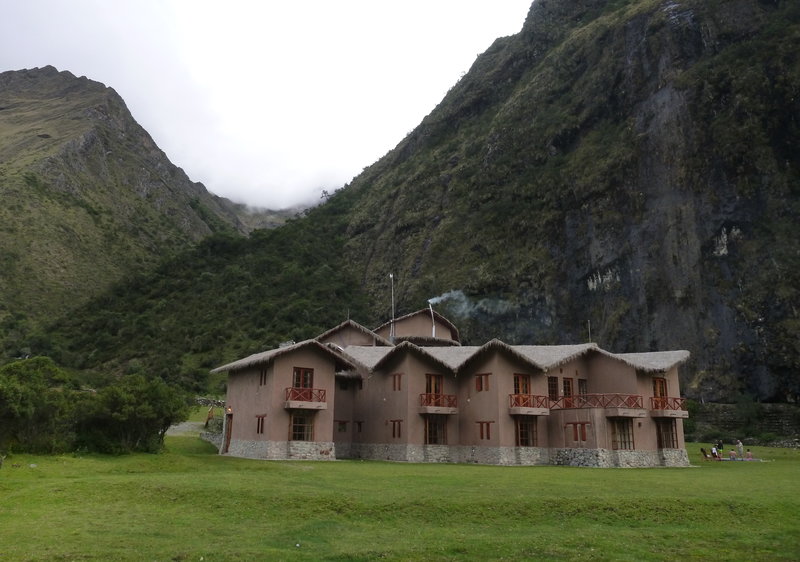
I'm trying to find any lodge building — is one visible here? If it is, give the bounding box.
[212,309,690,467]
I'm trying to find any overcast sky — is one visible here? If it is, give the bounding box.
[1,1,532,209]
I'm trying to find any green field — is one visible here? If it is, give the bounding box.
[1,437,798,561]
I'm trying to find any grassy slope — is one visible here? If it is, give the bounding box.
[0,440,797,561]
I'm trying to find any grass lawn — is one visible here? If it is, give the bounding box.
[1,438,798,561]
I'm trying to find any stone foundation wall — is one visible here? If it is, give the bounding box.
[224,439,336,460]
[200,431,222,449]
[549,447,690,468]
[220,439,688,467]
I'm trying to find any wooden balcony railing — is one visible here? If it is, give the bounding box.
[420,393,457,408]
[650,396,686,411]
[285,387,326,403]
[549,393,643,410]
[509,394,550,409]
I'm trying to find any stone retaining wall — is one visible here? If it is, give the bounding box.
[223,439,336,460]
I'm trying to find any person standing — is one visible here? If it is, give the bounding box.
[736,439,744,459]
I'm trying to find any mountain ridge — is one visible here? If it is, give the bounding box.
[2,1,798,403]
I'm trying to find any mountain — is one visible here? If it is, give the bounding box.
[5,0,799,402]
[338,0,800,401]
[0,66,254,333]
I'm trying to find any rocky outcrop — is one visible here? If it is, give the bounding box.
[341,0,800,402]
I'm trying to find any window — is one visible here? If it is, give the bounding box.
[259,368,267,386]
[293,367,313,388]
[339,380,349,391]
[475,373,491,392]
[656,419,678,448]
[424,415,447,444]
[392,373,403,391]
[290,413,313,441]
[578,378,588,395]
[336,420,348,432]
[355,421,363,433]
[426,374,443,394]
[653,377,667,397]
[357,379,363,390]
[566,422,589,442]
[547,376,559,400]
[390,419,402,438]
[562,377,574,407]
[476,421,494,440]
[611,418,634,450]
[256,415,265,434]
[513,374,530,395]
[515,416,537,446]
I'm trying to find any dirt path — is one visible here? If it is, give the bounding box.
[166,421,206,436]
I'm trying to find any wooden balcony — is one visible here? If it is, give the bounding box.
[419,393,458,415]
[650,396,689,418]
[508,394,550,416]
[549,393,647,418]
[284,387,327,410]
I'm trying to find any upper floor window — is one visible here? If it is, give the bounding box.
[475,373,491,392]
[426,374,443,395]
[653,377,667,397]
[293,367,313,389]
[547,376,559,400]
[578,378,588,395]
[259,368,267,386]
[513,374,530,395]
[392,373,403,391]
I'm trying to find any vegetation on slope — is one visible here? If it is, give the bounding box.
[24,196,369,392]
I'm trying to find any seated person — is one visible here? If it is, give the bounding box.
[729,449,737,460]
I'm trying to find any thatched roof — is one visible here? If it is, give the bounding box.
[606,350,691,373]
[393,335,462,347]
[342,345,394,370]
[211,339,357,374]
[420,346,483,371]
[373,308,461,343]
[315,319,392,347]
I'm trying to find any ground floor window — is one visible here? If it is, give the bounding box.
[256,415,265,434]
[424,415,447,445]
[390,419,402,439]
[611,418,634,450]
[476,421,494,440]
[290,412,314,441]
[656,419,678,448]
[515,416,537,447]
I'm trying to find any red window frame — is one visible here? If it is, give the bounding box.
[477,421,494,440]
[426,374,443,394]
[390,419,402,438]
[513,374,530,395]
[293,367,313,389]
[392,373,403,391]
[475,373,491,392]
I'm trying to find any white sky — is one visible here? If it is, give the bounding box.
[1,1,532,208]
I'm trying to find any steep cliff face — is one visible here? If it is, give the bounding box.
[340,0,800,401]
[0,66,245,328]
